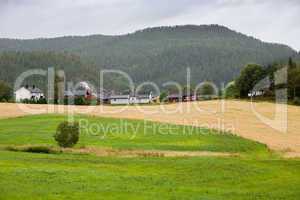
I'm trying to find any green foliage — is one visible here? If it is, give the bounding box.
[0,51,100,92]
[0,25,296,89]
[232,57,300,102]
[54,121,79,148]
[235,64,265,98]
[293,97,300,105]
[288,57,297,69]
[37,97,47,104]
[159,91,168,102]
[5,145,57,154]
[21,97,47,104]
[288,62,300,99]
[0,80,12,102]
[198,82,216,96]
[225,82,239,98]
[74,97,90,105]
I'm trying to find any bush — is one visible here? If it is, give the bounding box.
[5,145,58,154]
[25,146,53,153]
[54,121,80,148]
[225,82,239,98]
[159,91,168,103]
[75,96,90,105]
[0,81,12,102]
[293,97,300,105]
[21,97,47,104]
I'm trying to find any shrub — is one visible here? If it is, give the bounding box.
[54,121,80,148]
[225,82,239,98]
[293,97,300,105]
[25,146,53,153]
[74,97,90,105]
[159,91,167,103]
[5,145,58,154]
[0,81,12,102]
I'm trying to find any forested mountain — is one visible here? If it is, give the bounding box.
[293,52,300,62]
[0,25,297,89]
[0,52,100,91]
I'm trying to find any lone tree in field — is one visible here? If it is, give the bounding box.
[54,121,79,148]
[235,64,265,98]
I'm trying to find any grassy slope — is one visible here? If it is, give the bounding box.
[0,114,299,199]
[0,151,299,200]
[0,114,267,153]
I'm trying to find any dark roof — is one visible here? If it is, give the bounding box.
[167,94,182,98]
[26,87,43,94]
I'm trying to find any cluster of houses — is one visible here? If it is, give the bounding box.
[14,82,158,105]
[15,82,220,105]
[15,85,45,102]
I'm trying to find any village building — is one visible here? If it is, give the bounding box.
[167,94,197,102]
[64,81,96,100]
[167,94,182,102]
[14,85,44,102]
[109,93,154,105]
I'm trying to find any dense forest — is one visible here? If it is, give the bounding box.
[0,25,298,91]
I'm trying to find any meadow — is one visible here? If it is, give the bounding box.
[0,114,299,199]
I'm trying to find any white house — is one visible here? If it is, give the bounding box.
[64,81,97,100]
[110,95,131,105]
[248,90,265,97]
[109,93,153,105]
[15,86,44,102]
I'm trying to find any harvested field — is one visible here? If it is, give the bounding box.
[1,100,300,155]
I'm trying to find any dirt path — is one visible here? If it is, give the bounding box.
[1,100,300,155]
[0,145,237,158]
[64,147,238,158]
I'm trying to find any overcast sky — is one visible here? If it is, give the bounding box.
[0,0,299,50]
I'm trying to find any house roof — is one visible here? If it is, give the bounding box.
[168,94,182,98]
[135,95,150,99]
[23,86,43,94]
[110,95,130,99]
[64,90,74,96]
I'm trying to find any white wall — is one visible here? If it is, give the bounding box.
[110,98,130,105]
[110,97,151,105]
[135,98,151,104]
[15,87,31,102]
[15,87,44,102]
[31,92,44,100]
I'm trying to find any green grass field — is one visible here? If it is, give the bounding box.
[0,114,299,199]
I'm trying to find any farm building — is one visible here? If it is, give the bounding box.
[64,82,96,100]
[167,94,197,102]
[167,94,182,102]
[14,85,44,102]
[109,94,154,105]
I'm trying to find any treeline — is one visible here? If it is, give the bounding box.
[226,58,300,104]
[0,81,12,102]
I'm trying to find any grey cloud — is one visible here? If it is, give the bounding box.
[0,0,299,50]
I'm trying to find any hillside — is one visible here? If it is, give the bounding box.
[0,25,296,88]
